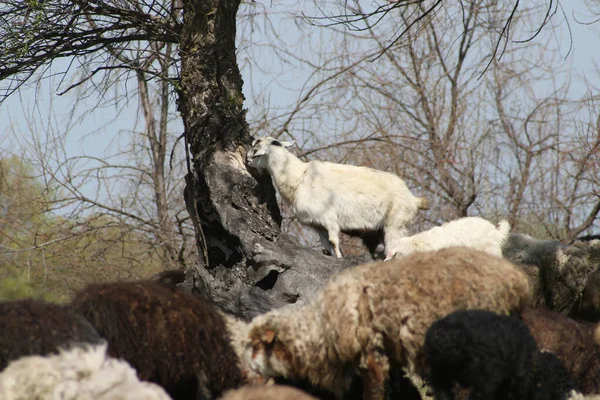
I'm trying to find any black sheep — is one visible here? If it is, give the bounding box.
[0,299,103,371]
[71,281,243,400]
[424,309,576,400]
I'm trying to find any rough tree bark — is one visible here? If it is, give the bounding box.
[176,0,370,320]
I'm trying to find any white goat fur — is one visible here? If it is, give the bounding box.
[385,217,511,260]
[244,247,531,400]
[247,137,429,258]
[0,343,171,400]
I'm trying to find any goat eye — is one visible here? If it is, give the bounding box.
[271,140,282,147]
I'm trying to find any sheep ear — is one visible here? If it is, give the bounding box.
[279,140,295,148]
[262,329,276,344]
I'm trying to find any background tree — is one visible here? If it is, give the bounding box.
[239,0,600,247]
[2,0,196,298]
[1,0,599,315]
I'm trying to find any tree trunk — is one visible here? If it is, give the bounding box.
[177,0,369,320]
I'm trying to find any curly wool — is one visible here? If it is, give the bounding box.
[246,247,531,399]
[0,299,103,372]
[0,344,171,400]
[424,309,576,400]
[521,307,600,394]
[71,281,243,400]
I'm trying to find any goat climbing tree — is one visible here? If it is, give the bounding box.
[1,0,599,321]
[175,0,366,318]
[0,0,363,317]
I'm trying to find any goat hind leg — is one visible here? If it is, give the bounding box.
[317,228,335,256]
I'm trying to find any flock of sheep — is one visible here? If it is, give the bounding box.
[1,136,600,400]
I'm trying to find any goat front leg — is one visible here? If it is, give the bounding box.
[360,351,390,400]
[326,226,343,258]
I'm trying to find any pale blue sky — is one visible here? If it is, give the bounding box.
[1,1,598,215]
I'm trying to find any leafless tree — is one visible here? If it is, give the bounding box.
[1,0,599,317]
[246,0,600,244]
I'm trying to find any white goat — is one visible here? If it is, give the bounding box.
[247,137,429,258]
[385,216,510,260]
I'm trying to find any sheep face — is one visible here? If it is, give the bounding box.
[384,237,422,260]
[247,137,295,169]
[245,324,295,380]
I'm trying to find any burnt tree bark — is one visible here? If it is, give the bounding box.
[176,0,370,320]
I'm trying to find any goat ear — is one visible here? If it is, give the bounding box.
[279,140,295,148]
[262,328,277,344]
[251,138,259,147]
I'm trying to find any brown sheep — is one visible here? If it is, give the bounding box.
[71,281,243,400]
[0,299,103,371]
[521,307,600,394]
[245,247,531,400]
[219,384,318,400]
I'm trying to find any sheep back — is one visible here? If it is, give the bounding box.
[387,216,510,258]
[424,309,575,400]
[220,385,318,400]
[0,299,103,372]
[320,247,531,375]
[71,281,243,400]
[521,307,600,394]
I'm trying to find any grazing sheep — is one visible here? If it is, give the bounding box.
[0,299,104,372]
[245,247,530,400]
[385,216,510,260]
[246,137,429,258]
[71,281,243,400]
[220,384,318,400]
[521,307,600,394]
[424,309,576,400]
[0,343,171,400]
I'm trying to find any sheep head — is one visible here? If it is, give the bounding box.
[384,237,417,260]
[244,320,296,380]
[246,137,296,169]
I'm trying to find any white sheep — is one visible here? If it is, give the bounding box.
[0,343,171,400]
[385,216,511,260]
[244,247,531,400]
[247,137,429,258]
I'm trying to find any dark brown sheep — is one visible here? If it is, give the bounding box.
[71,281,243,400]
[0,299,104,371]
[521,307,600,394]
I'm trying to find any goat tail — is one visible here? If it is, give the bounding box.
[417,197,430,211]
